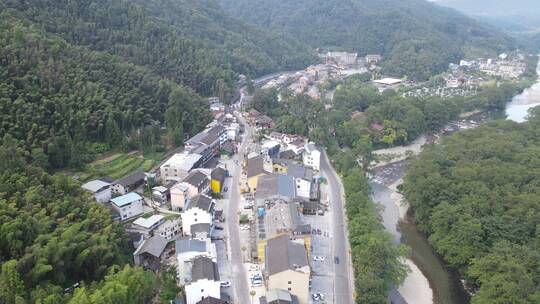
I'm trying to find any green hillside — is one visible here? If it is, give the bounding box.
[220,0,514,80]
[3,0,315,95]
[0,0,316,170]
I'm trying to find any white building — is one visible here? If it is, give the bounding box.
[110,192,144,221]
[160,152,202,182]
[155,218,181,240]
[176,239,217,284]
[185,256,221,304]
[182,195,215,236]
[303,143,321,171]
[81,180,111,203]
[133,214,165,233]
[226,123,240,141]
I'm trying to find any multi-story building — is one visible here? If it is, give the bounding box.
[181,194,215,236]
[110,192,144,221]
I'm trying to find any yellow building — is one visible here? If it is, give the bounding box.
[210,167,226,194]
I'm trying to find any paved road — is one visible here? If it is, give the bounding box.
[226,112,252,304]
[320,151,354,304]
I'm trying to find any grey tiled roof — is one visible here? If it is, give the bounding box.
[256,174,295,199]
[211,167,226,182]
[196,297,227,304]
[191,256,219,282]
[134,235,167,258]
[116,171,146,187]
[191,223,211,238]
[247,155,267,178]
[175,239,206,254]
[183,171,208,187]
[265,234,308,276]
[287,164,313,181]
[186,194,213,212]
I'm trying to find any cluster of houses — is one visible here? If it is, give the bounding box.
[79,105,244,304]
[456,52,528,79]
[238,130,324,304]
[263,52,380,100]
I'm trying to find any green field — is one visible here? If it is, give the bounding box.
[77,152,165,182]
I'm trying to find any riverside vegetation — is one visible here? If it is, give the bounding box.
[402,108,540,304]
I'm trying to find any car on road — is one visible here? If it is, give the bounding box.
[334,256,340,264]
[240,225,250,230]
[220,281,231,287]
[311,292,325,301]
[249,265,260,271]
[251,275,263,287]
[313,256,325,262]
[224,186,228,192]
[214,225,224,230]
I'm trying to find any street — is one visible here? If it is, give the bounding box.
[224,111,253,304]
[320,151,354,304]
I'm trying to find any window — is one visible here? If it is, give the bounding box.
[288,281,292,284]
[288,287,292,291]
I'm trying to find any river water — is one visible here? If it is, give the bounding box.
[371,59,540,304]
[505,61,540,122]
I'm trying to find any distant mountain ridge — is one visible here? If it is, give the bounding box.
[433,0,540,32]
[220,0,515,80]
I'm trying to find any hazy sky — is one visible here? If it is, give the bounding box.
[431,0,540,17]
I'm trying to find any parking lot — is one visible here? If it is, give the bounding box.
[303,203,335,303]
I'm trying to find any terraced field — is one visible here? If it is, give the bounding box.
[77,152,164,182]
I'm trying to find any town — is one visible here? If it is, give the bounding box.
[76,47,535,304]
[79,90,345,304]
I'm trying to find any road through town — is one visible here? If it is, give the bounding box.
[226,112,252,304]
[321,151,354,304]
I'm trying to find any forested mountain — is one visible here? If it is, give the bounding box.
[3,0,315,95]
[219,0,514,80]
[0,0,316,170]
[402,110,540,303]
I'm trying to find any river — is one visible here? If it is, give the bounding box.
[370,59,540,304]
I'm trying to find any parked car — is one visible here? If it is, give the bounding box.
[240,225,250,230]
[224,187,228,192]
[312,293,320,301]
[313,256,325,262]
[220,281,231,287]
[334,256,340,264]
[214,225,224,230]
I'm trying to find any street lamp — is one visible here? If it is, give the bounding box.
[250,290,256,304]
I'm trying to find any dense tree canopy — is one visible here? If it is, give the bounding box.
[402,109,540,303]
[0,10,213,169]
[0,135,135,303]
[3,0,315,95]
[67,266,158,304]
